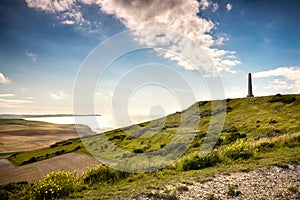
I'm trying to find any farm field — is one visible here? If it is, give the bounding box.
[0,152,99,185]
[0,119,92,152]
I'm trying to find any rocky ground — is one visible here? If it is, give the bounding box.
[127,163,300,200]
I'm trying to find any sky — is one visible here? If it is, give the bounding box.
[0,0,300,117]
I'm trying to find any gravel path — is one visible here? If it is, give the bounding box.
[178,164,300,200]
[130,163,300,200]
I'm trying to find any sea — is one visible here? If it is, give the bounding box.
[24,115,149,133]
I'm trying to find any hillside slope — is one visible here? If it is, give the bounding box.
[2,94,300,199]
[9,94,300,167]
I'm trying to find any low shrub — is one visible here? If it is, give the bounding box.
[181,152,221,171]
[223,140,253,160]
[21,156,37,165]
[30,171,82,200]
[206,193,215,200]
[288,186,298,193]
[0,189,8,200]
[255,142,275,152]
[177,185,189,193]
[62,141,73,146]
[191,141,201,148]
[0,181,30,199]
[227,185,241,197]
[110,135,126,141]
[282,135,300,148]
[272,162,289,169]
[223,132,246,145]
[147,192,178,200]
[226,106,233,112]
[133,148,144,153]
[49,143,58,148]
[269,95,296,104]
[3,181,29,193]
[224,126,238,133]
[82,165,130,185]
[269,119,278,124]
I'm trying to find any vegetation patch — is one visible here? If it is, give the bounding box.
[9,138,86,166]
[30,171,82,200]
[268,94,297,104]
[223,140,254,160]
[180,152,221,171]
[227,185,241,197]
[82,165,130,185]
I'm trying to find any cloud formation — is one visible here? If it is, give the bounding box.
[0,72,11,84]
[226,3,233,11]
[25,0,240,73]
[25,0,88,27]
[50,90,67,100]
[26,51,37,62]
[253,66,300,93]
[199,0,210,10]
[96,0,240,73]
[212,3,219,12]
[0,94,34,108]
[0,94,15,98]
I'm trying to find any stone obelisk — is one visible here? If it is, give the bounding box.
[247,73,254,97]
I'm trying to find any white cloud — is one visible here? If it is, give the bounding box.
[26,51,37,62]
[226,3,233,11]
[0,72,11,84]
[24,0,241,74]
[253,66,300,93]
[199,0,210,10]
[212,3,219,12]
[96,0,240,73]
[62,20,75,25]
[0,98,34,104]
[21,88,28,92]
[265,79,294,91]
[0,93,34,109]
[50,90,67,100]
[0,97,34,108]
[25,0,87,27]
[23,96,35,100]
[25,0,76,13]
[215,37,225,45]
[0,94,15,98]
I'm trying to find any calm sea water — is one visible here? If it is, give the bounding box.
[24,115,150,133]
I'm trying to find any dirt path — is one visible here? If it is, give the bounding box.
[0,152,100,185]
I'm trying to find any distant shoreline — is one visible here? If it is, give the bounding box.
[0,114,101,119]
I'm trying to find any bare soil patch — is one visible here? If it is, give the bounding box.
[0,152,100,185]
[0,123,91,152]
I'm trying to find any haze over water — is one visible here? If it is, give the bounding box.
[24,115,157,133]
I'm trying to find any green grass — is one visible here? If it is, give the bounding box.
[2,147,300,199]
[70,148,299,200]
[9,138,87,165]
[0,152,16,157]
[2,94,300,199]
[8,94,300,166]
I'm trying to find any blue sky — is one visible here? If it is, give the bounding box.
[0,0,299,116]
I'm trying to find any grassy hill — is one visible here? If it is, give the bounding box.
[9,94,300,165]
[2,94,300,199]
